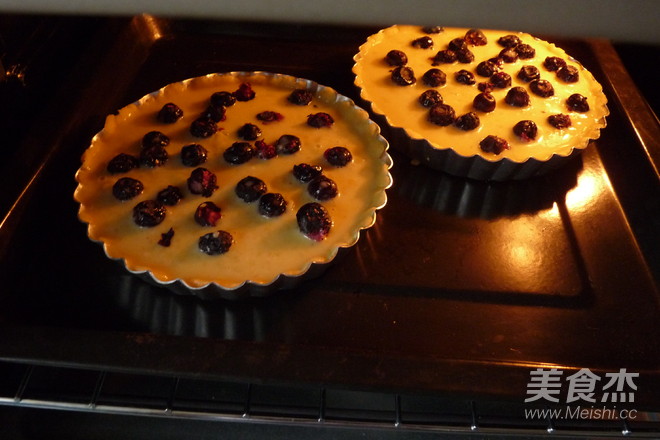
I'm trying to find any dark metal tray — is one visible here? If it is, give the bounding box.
[1,15,658,411]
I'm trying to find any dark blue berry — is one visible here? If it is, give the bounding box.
[190,117,217,138]
[157,103,183,123]
[454,112,480,131]
[297,202,332,241]
[557,65,580,83]
[288,89,313,105]
[198,230,233,255]
[201,105,226,122]
[473,92,496,113]
[237,123,262,140]
[428,103,456,126]
[455,69,475,85]
[194,201,222,227]
[307,112,335,128]
[530,79,554,97]
[385,50,408,66]
[464,29,487,46]
[308,175,338,201]
[390,66,416,86]
[293,164,323,183]
[517,65,540,82]
[324,146,352,167]
[140,145,168,167]
[548,114,572,129]
[480,135,510,155]
[515,43,536,59]
[505,87,530,107]
[422,68,447,87]
[566,94,589,112]
[107,153,139,174]
[275,135,301,155]
[157,185,183,206]
[112,177,143,200]
[187,167,218,197]
[412,36,433,49]
[180,143,208,167]
[257,111,284,123]
[211,91,236,107]
[513,120,538,141]
[235,176,267,202]
[258,193,287,217]
[498,35,521,48]
[142,131,169,148]
[419,90,443,108]
[223,142,256,164]
[233,83,256,101]
[133,200,166,227]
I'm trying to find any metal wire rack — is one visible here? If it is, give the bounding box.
[1,360,658,438]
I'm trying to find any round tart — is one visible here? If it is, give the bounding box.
[74,72,392,299]
[353,25,609,180]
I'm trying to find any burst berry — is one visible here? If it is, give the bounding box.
[235,176,267,202]
[157,185,183,206]
[187,167,218,197]
[257,111,284,123]
[297,202,332,241]
[517,65,540,82]
[275,134,301,155]
[454,112,480,131]
[385,49,408,66]
[237,123,262,140]
[288,89,314,105]
[455,69,475,85]
[180,143,208,167]
[505,87,530,107]
[515,43,536,59]
[557,65,580,83]
[211,91,236,107]
[107,153,139,174]
[142,131,170,148]
[308,175,338,201]
[307,112,334,128]
[548,114,572,129]
[543,56,567,72]
[324,146,352,167]
[233,82,256,101]
[490,71,511,88]
[194,201,222,227]
[133,200,166,227]
[432,49,457,65]
[158,228,175,247]
[513,120,538,141]
[190,117,217,138]
[422,68,447,87]
[567,94,589,112]
[198,230,233,255]
[530,79,554,97]
[479,135,510,155]
[293,163,323,183]
[390,66,416,86]
[464,29,487,46]
[473,92,496,112]
[428,103,456,126]
[498,47,518,63]
[140,145,168,167]
[112,177,143,200]
[258,193,287,217]
[419,90,443,108]
[255,140,277,159]
[223,141,256,164]
[157,103,183,123]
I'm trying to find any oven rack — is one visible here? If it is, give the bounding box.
[0,360,658,438]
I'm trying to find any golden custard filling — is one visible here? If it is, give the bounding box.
[353,25,608,163]
[75,73,391,290]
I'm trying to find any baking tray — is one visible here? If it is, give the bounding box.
[0,15,658,408]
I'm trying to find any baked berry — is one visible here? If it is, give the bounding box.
[517,65,540,82]
[422,68,447,87]
[142,131,170,149]
[107,153,139,174]
[297,202,332,241]
[211,91,236,107]
[385,50,408,66]
[198,230,233,255]
[112,177,143,200]
[454,112,480,131]
[557,65,580,83]
[157,103,183,123]
[391,66,416,86]
[233,82,256,101]
[255,140,277,159]
[464,29,487,46]
[258,193,287,217]
[548,114,572,129]
[530,79,555,97]
[497,34,521,48]
[479,135,510,155]
[419,89,443,108]
[473,92,496,113]
[488,56,504,68]
[288,89,314,105]
[566,94,589,112]
[180,143,208,167]
[194,201,222,227]
[428,103,456,126]
[543,56,567,72]
[187,167,218,197]
[324,146,352,167]
[515,43,536,59]
[293,163,323,183]
[490,71,512,88]
[235,176,267,203]
[422,25,443,34]
[448,37,467,52]
[257,111,284,123]
[201,104,226,122]
[412,36,434,49]
[157,185,183,206]
[456,48,475,63]
[308,175,338,201]
[237,123,262,140]
[432,49,457,65]
[190,117,217,138]
[133,200,166,227]
[476,60,500,77]
[513,120,538,141]
[455,69,476,85]
[505,87,530,107]
[498,47,519,63]
[478,82,494,93]
[307,112,335,128]
[223,141,256,164]
[140,145,168,168]
[275,134,301,155]
[158,228,174,247]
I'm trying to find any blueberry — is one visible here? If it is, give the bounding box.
[107,153,139,174]
[293,163,323,183]
[223,141,256,164]
[211,91,236,107]
[308,175,338,201]
[473,92,496,113]
[476,60,500,77]
[422,26,444,34]
[515,43,536,59]
[201,104,226,122]
[557,65,580,83]
[464,29,487,46]
[157,103,183,124]
[548,114,572,129]
[132,200,166,227]
[297,202,332,241]
[142,131,169,149]
[412,36,434,49]
[455,69,476,85]
[307,113,335,128]
[258,193,287,217]
[235,176,267,203]
[255,140,277,159]
[198,230,233,255]
[432,49,457,65]
[543,56,567,72]
[497,35,521,48]
[513,120,538,141]
[194,201,222,227]
[456,48,475,63]
[385,50,408,66]
[448,37,467,52]
[112,177,143,201]
[190,117,217,138]
[157,185,183,206]
[498,47,518,63]
[419,89,443,108]
[288,89,314,105]
[454,112,480,131]
[256,111,284,123]
[530,79,554,97]
[479,135,510,155]
[566,94,589,112]
[517,65,540,82]
[490,71,511,88]
[140,145,168,168]
[505,87,530,107]
[428,103,456,126]
[422,68,447,87]
[390,66,416,86]
[233,82,256,101]
[324,146,352,167]
[237,123,262,140]
[275,134,301,155]
[187,167,218,197]
[180,143,208,167]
